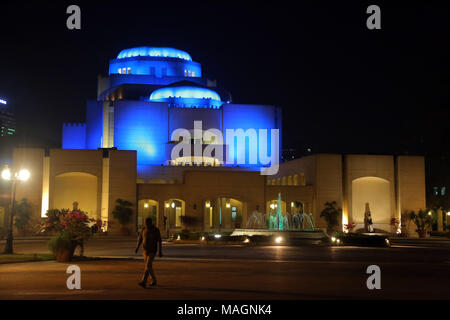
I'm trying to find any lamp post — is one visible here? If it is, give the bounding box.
[2,166,30,254]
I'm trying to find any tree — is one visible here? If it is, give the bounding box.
[320,201,342,234]
[408,209,433,238]
[111,199,134,233]
[14,198,32,235]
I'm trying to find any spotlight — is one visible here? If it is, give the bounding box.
[171,202,175,208]
[214,234,221,239]
[275,236,283,244]
[243,238,250,243]
[331,236,336,242]
[201,236,205,241]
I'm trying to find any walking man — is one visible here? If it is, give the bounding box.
[135,217,162,288]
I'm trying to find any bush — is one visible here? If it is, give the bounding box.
[48,231,76,254]
[112,199,133,226]
[320,201,342,233]
[408,209,432,235]
[14,198,33,232]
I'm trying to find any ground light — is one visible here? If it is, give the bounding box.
[214,234,221,239]
[201,236,205,241]
[243,238,250,243]
[275,236,283,244]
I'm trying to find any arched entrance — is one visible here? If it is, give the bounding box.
[164,199,185,231]
[138,199,158,230]
[53,172,98,217]
[204,197,244,230]
[352,176,391,231]
[266,200,286,216]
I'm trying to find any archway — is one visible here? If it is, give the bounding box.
[266,200,286,216]
[351,176,391,228]
[205,197,244,230]
[164,199,185,230]
[53,172,98,217]
[138,199,158,230]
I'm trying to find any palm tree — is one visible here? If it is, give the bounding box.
[320,201,342,234]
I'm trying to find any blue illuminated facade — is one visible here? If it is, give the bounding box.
[62,46,281,178]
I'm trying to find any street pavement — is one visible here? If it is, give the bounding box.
[0,238,450,299]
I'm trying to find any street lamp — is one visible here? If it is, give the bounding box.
[2,166,30,254]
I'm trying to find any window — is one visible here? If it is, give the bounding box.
[192,71,195,77]
[122,68,126,74]
[118,68,121,74]
[127,67,131,74]
[231,207,237,222]
[184,69,187,77]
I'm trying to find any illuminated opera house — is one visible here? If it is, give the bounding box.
[11,47,426,236]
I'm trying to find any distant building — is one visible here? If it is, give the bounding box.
[0,99,15,137]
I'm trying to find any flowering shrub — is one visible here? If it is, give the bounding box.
[390,218,400,231]
[40,209,95,244]
[344,221,356,232]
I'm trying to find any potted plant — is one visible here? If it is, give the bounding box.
[40,209,94,262]
[408,209,432,238]
[14,198,32,236]
[320,201,342,234]
[48,231,78,262]
[111,199,134,235]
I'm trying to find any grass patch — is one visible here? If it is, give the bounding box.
[0,253,55,264]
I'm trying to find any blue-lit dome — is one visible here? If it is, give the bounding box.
[117,47,192,61]
[150,86,221,101]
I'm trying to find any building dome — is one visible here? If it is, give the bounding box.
[150,86,221,101]
[149,86,222,109]
[117,47,192,61]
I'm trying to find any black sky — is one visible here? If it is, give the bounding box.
[0,1,449,156]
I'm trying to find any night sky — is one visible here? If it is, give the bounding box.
[0,1,449,157]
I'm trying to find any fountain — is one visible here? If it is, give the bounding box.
[233,192,326,243]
